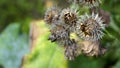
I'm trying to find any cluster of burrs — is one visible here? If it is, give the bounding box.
[44,0,110,60]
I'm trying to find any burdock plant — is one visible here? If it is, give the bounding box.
[44,0,110,60]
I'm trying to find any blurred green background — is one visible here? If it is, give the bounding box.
[0,0,120,68]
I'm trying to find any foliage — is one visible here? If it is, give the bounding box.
[23,21,67,68]
[0,0,45,32]
[0,23,29,68]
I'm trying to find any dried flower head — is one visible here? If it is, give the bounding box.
[48,25,70,45]
[44,7,60,25]
[98,9,110,26]
[44,0,107,60]
[76,13,105,41]
[60,8,78,32]
[82,0,101,8]
[90,8,110,26]
[69,0,101,8]
[60,8,78,25]
[64,39,80,60]
[81,40,106,56]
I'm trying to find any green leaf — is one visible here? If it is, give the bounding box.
[23,21,67,68]
[0,23,29,68]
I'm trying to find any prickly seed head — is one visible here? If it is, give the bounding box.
[49,25,70,45]
[60,8,78,32]
[81,40,106,56]
[44,7,60,25]
[68,0,101,8]
[64,39,80,60]
[76,13,105,41]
